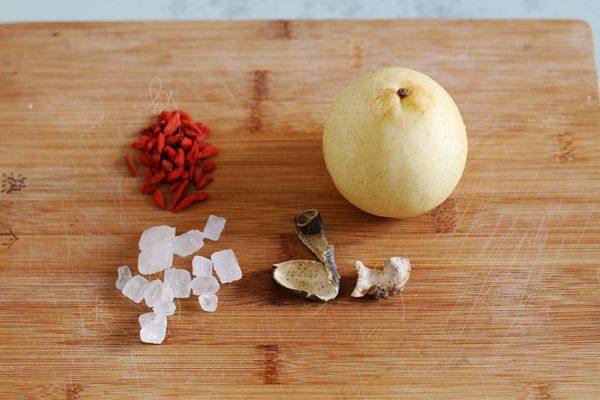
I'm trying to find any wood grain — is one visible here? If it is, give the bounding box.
[0,20,599,399]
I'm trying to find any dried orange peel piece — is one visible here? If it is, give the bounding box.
[272,209,340,301]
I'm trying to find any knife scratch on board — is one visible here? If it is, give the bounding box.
[0,228,18,249]
[1,172,26,194]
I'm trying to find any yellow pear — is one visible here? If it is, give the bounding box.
[323,67,468,218]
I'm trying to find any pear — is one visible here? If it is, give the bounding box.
[323,67,468,218]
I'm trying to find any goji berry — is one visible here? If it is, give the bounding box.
[196,175,213,190]
[170,180,189,211]
[196,123,210,136]
[182,121,200,136]
[187,142,199,163]
[170,180,182,192]
[125,110,217,213]
[172,192,208,213]
[124,155,137,177]
[175,147,185,166]
[144,167,152,180]
[140,171,166,194]
[153,189,166,209]
[139,152,152,167]
[164,112,181,136]
[159,110,172,123]
[145,137,156,152]
[165,135,180,146]
[177,109,192,122]
[195,146,220,161]
[193,165,203,185]
[181,137,192,149]
[203,161,215,173]
[132,136,150,149]
[167,166,184,182]
[161,159,173,172]
[164,145,176,160]
[156,133,165,154]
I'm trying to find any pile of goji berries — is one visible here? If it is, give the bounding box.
[124,110,219,213]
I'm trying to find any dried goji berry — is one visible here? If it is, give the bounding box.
[165,135,180,146]
[172,192,208,213]
[196,175,213,190]
[124,155,137,177]
[161,159,173,172]
[139,152,152,167]
[167,166,184,182]
[182,120,200,134]
[159,110,172,123]
[175,147,185,166]
[144,167,152,180]
[164,145,176,160]
[170,180,189,211]
[177,109,192,122]
[203,161,215,173]
[145,137,156,152]
[170,180,182,192]
[153,188,166,209]
[193,165,203,185]
[132,136,150,149]
[195,146,220,161]
[156,133,165,154]
[164,112,181,136]
[197,142,208,151]
[196,123,210,136]
[187,142,198,163]
[126,109,217,213]
[140,171,165,194]
[181,137,192,149]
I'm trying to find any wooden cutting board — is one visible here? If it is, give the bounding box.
[0,20,598,399]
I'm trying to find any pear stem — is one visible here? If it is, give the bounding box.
[397,88,410,99]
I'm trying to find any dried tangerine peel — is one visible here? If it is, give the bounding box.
[273,260,339,301]
[272,209,341,302]
[352,257,411,299]
[292,209,340,286]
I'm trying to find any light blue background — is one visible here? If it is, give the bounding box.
[2,0,599,68]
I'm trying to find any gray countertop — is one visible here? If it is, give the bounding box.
[2,0,599,69]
